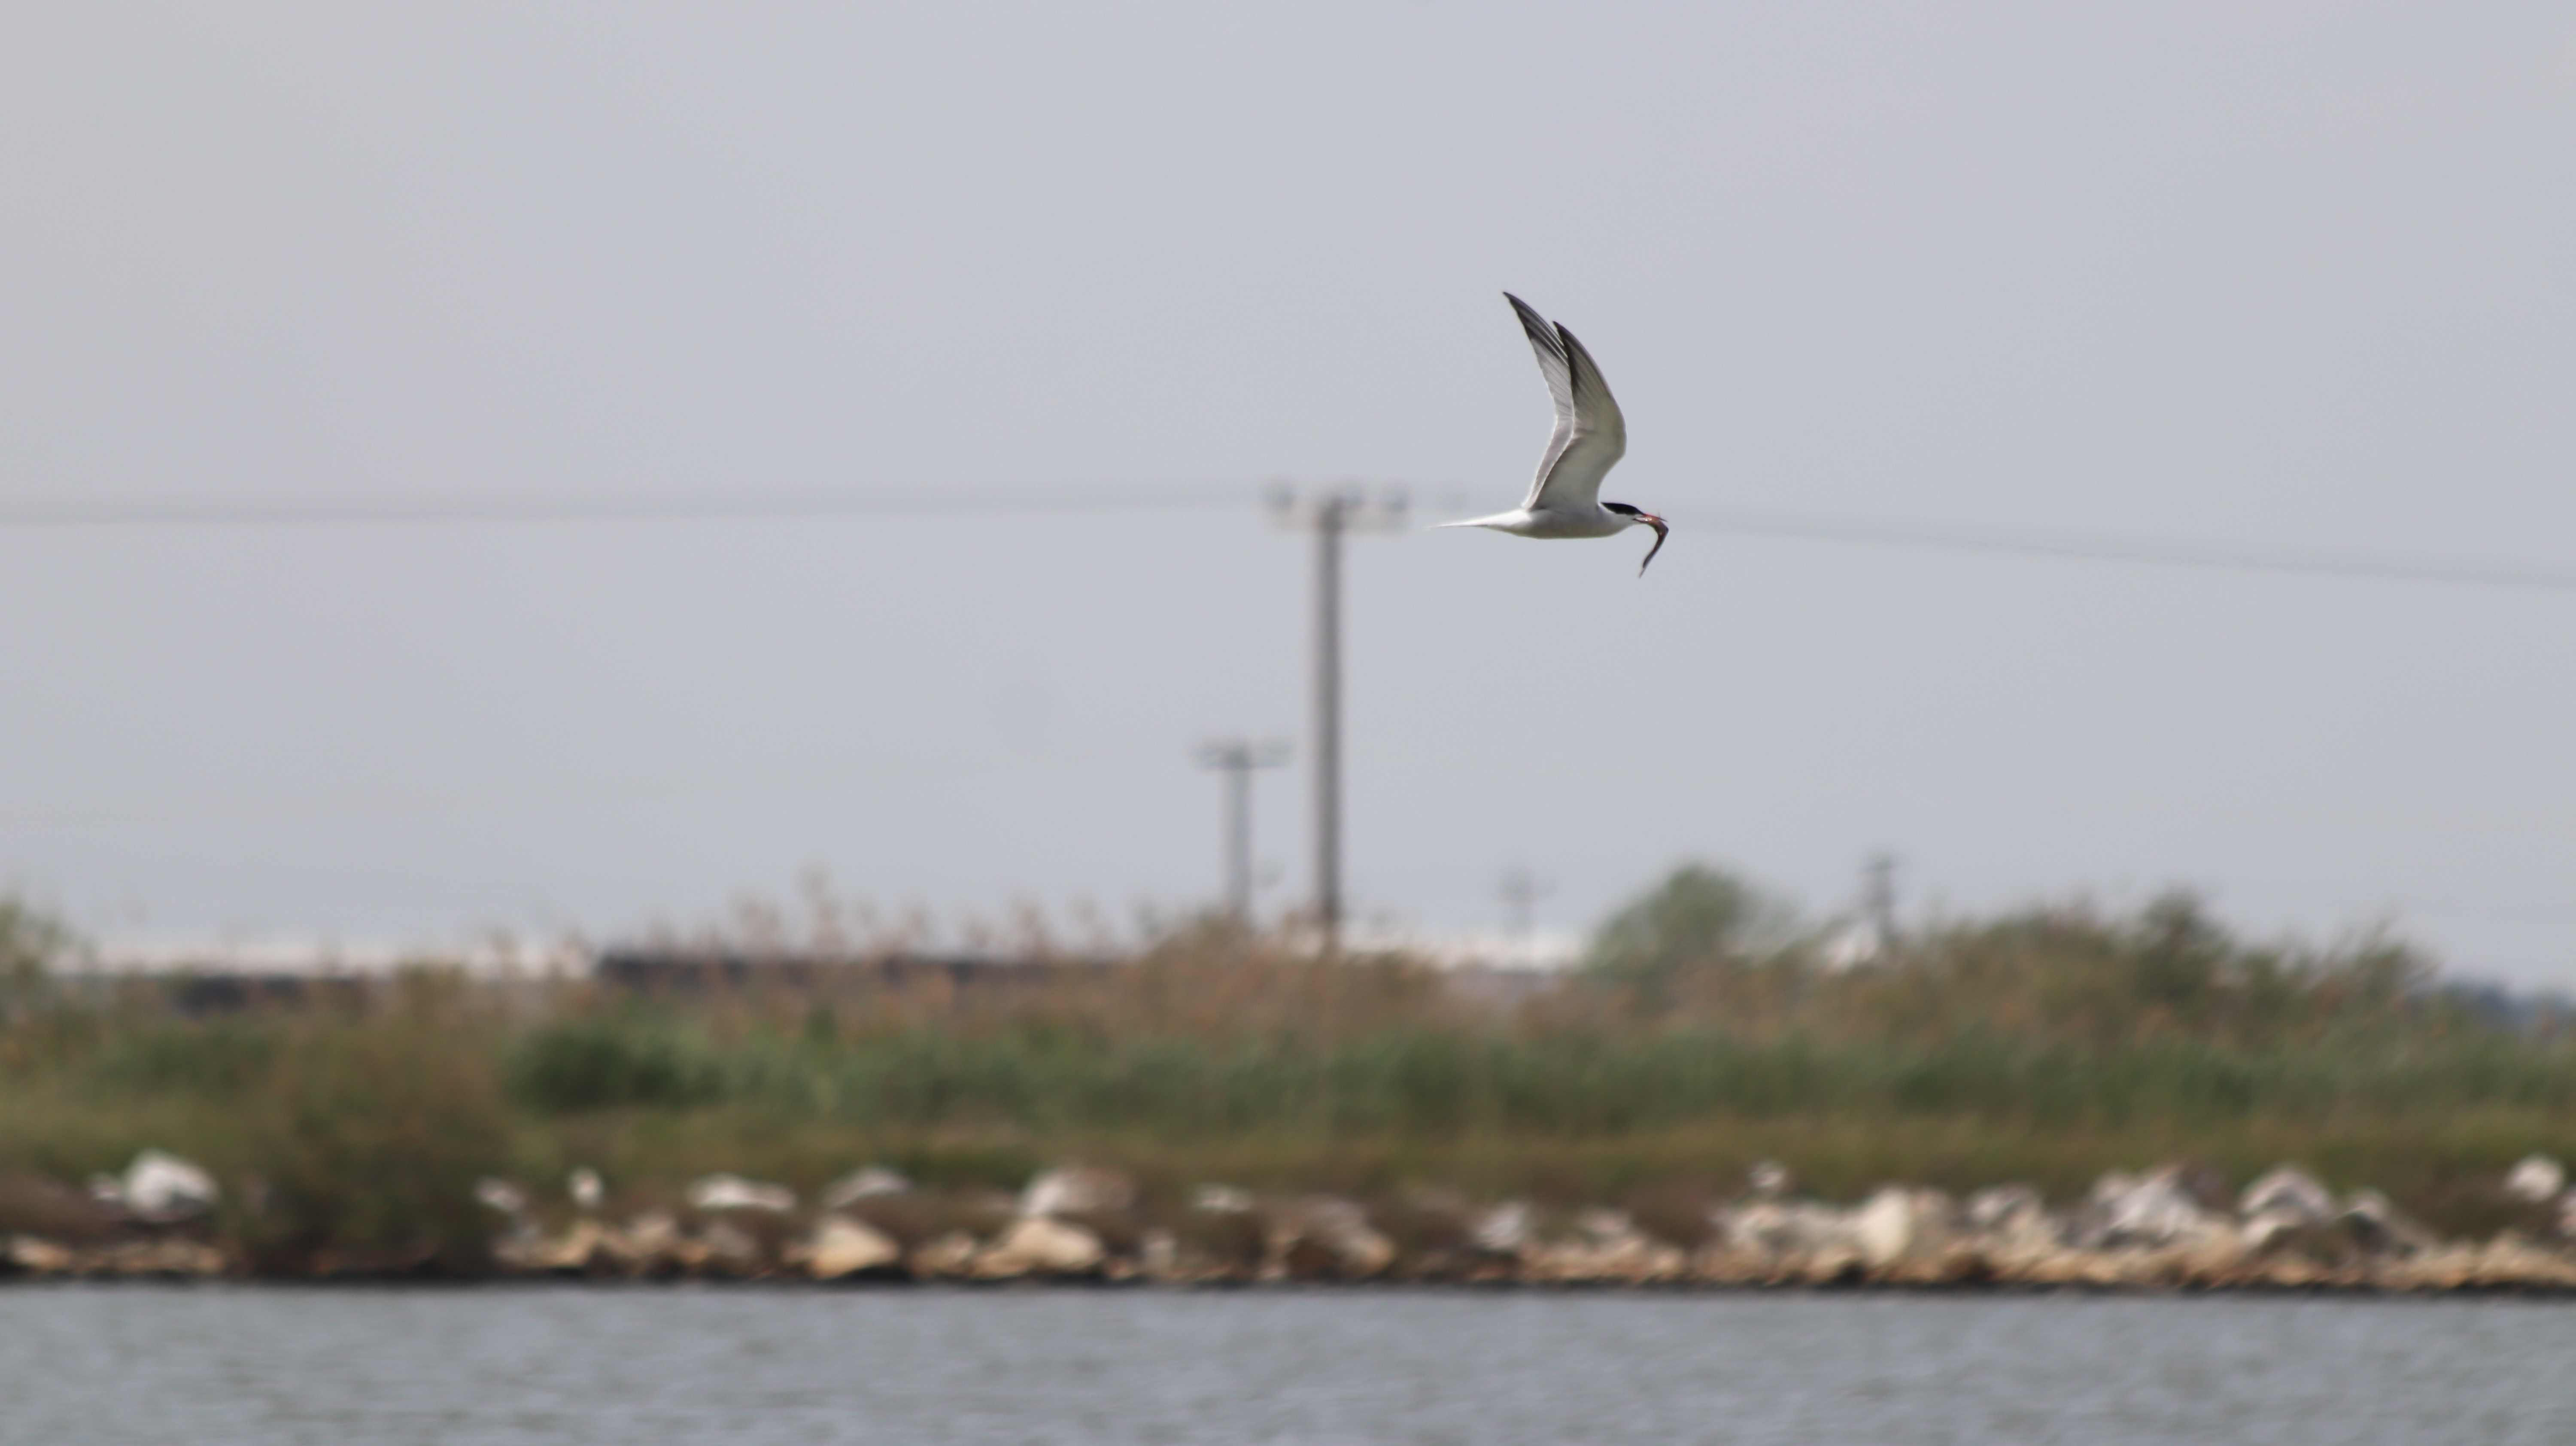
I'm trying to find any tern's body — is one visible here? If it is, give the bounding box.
[1444,504,1635,540]
[1442,293,1668,574]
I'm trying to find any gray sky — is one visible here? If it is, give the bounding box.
[3,3,2572,983]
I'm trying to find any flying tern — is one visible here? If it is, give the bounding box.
[1441,293,1668,575]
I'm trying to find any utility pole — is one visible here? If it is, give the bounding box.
[1197,739,1289,923]
[1863,853,1899,959]
[1500,867,1550,967]
[1269,484,1404,956]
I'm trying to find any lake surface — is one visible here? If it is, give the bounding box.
[3,1284,2572,1445]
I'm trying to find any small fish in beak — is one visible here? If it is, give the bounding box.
[1635,513,1669,576]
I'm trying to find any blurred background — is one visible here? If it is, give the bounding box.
[1,1,2570,985]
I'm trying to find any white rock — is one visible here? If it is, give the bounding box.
[1019,1165,1134,1219]
[686,1174,796,1213]
[568,1167,604,1213]
[1716,1199,1858,1258]
[621,1211,681,1258]
[1469,1200,1533,1255]
[1575,1207,1636,1242]
[1960,1185,2063,1259]
[821,1167,913,1211]
[526,1219,606,1272]
[474,1178,530,1217]
[1266,1197,1394,1279]
[1191,1184,1255,1215]
[974,1215,1106,1276]
[2505,1154,2567,1203]
[699,1219,762,1267]
[2240,1210,2311,1254]
[2239,1165,2336,1224]
[2080,1166,2232,1250]
[1851,1187,1953,1267]
[6,1236,76,1273]
[806,1214,903,1278]
[1527,1221,1686,1283]
[911,1230,981,1278]
[1963,1184,2047,1234]
[121,1151,219,1223]
[2339,1190,2433,1256]
[1747,1160,1792,1197]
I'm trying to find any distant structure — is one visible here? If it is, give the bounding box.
[591,948,1092,1001]
[1500,867,1551,969]
[65,935,586,1014]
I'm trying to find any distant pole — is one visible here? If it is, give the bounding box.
[1864,853,1899,957]
[1198,739,1289,923]
[1501,867,1549,966]
[1270,484,1405,956]
[1314,494,1344,949]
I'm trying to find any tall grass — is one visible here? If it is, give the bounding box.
[3,889,2573,1249]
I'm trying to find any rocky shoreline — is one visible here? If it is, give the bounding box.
[11,1153,2576,1293]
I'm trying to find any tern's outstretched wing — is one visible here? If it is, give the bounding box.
[1504,292,1628,513]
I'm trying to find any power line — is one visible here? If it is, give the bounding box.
[2,484,2571,593]
[1692,504,2576,594]
[0,483,1251,527]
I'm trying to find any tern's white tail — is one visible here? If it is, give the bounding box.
[1438,511,1533,533]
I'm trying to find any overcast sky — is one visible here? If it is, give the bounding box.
[3,3,2572,983]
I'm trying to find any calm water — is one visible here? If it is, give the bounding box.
[3,1285,2572,1445]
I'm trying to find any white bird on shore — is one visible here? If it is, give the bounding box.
[1441,292,1668,576]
